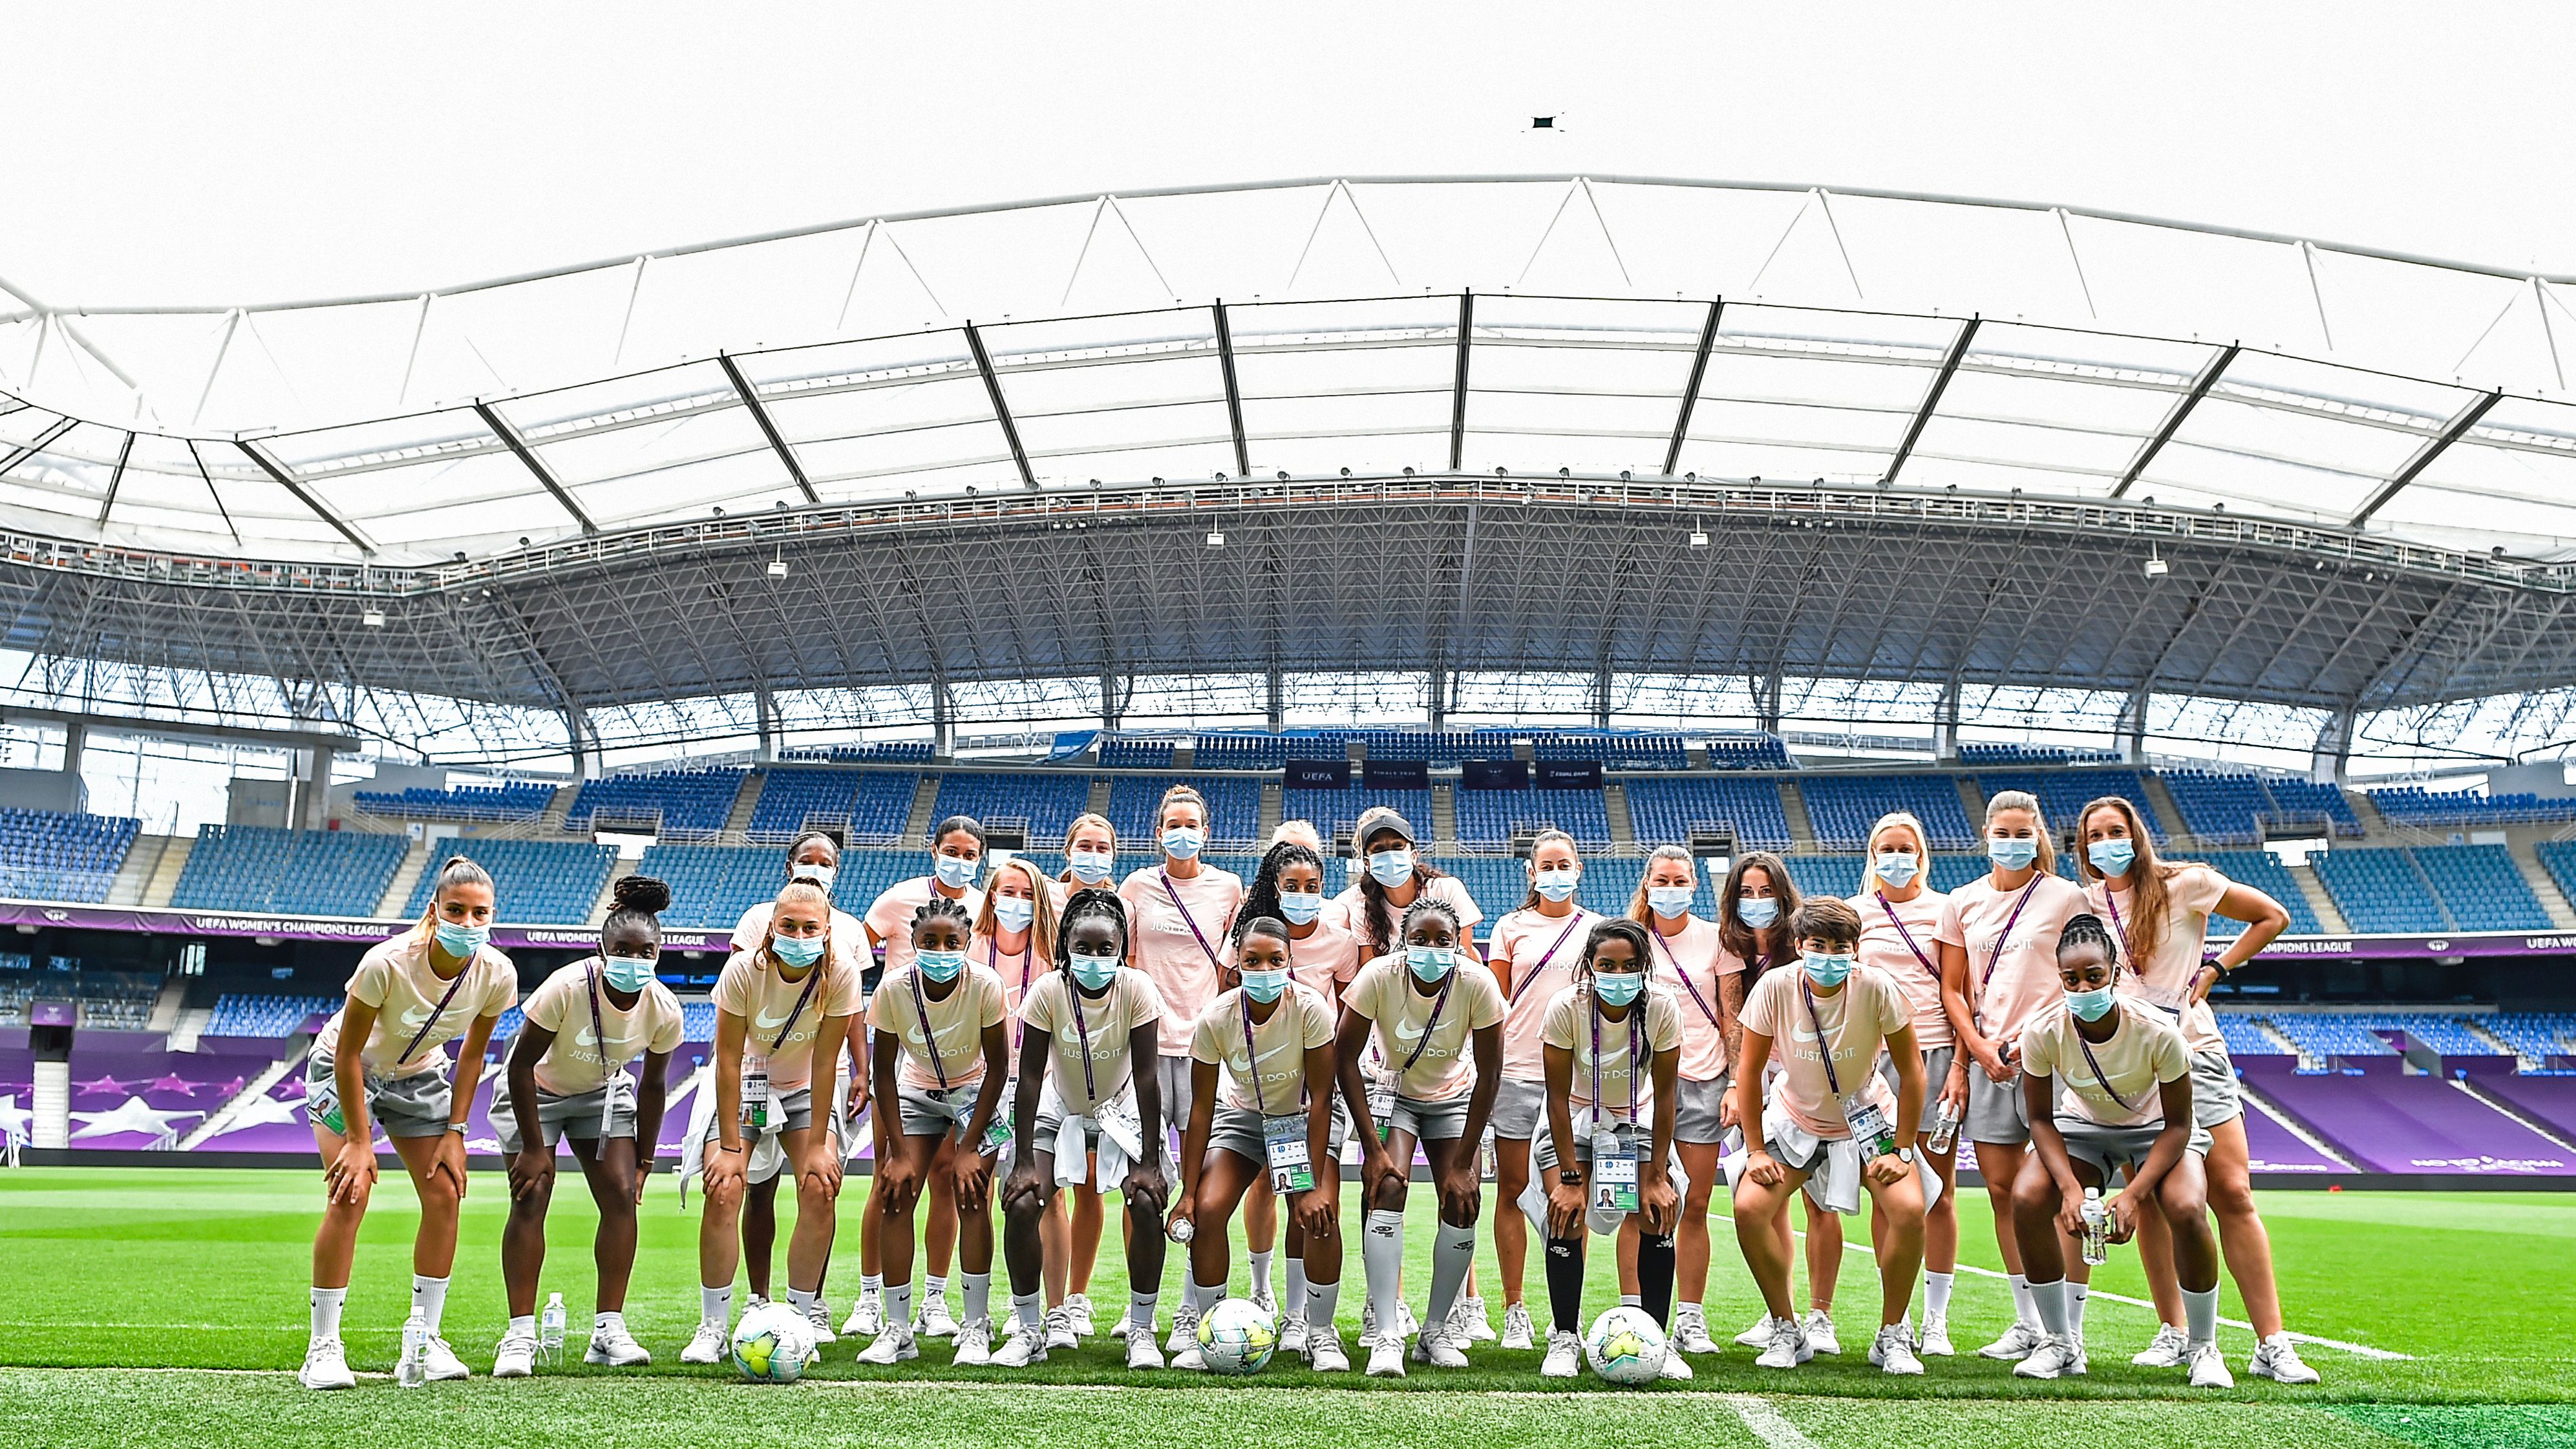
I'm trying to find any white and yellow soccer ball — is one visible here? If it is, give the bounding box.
[730,1301,813,1383]
[1583,1306,1667,1385]
[1196,1296,1279,1375]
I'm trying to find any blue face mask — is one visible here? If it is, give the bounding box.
[1802,951,1855,988]
[1873,851,1920,888]
[1068,849,1114,883]
[1533,868,1579,902]
[1647,885,1696,918]
[1068,951,1120,991]
[1279,891,1323,925]
[934,853,979,891]
[2067,983,2118,1022]
[915,947,966,983]
[2087,839,2136,877]
[601,953,656,993]
[1592,971,1644,1008]
[790,862,837,894]
[1368,849,1414,887]
[1162,826,1205,860]
[772,934,824,969]
[994,898,1035,933]
[1736,896,1779,929]
[433,920,489,958]
[1406,944,1455,983]
[1988,836,2039,872]
[1239,967,1290,1004]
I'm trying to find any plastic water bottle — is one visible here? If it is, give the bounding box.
[1479,1128,1497,1182]
[1926,1099,1961,1156]
[396,1309,430,1388]
[1167,1216,1195,1244]
[2080,1187,2109,1267]
[540,1293,567,1364]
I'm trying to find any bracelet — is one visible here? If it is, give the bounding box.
[717,1143,745,1155]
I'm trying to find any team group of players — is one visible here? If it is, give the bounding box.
[293,782,2328,1390]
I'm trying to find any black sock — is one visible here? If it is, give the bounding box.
[1637,1232,1676,1327]
[1544,1237,1586,1335]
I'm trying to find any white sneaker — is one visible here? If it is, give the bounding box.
[915,1295,960,1338]
[992,1318,1048,1368]
[584,1320,650,1367]
[491,1327,538,1379]
[2014,1333,2085,1379]
[805,1298,838,1346]
[1656,1342,1694,1380]
[1870,1323,1924,1376]
[681,1318,729,1365]
[1802,1309,1840,1356]
[1166,1304,1202,1360]
[1410,1322,1469,1368]
[1278,1314,1308,1355]
[2187,1339,2235,1389]
[2131,1322,2187,1367]
[1980,1320,2043,1360]
[1250,1283,1277,1317]
[1306,1326,1350,1372]
[1043,1304,1081,1351]
[855,1324,919,1365]
[1124,1330,1165,1370]
[1541,1327,1582,1378]
[1394,1301,1420,1340]
[1915,1313,1955,1357]
[423,1337,471,1381]
[1454,1295,1497,1343]
[951,1317,994,1366]
[1110,1311,1133,1341]
[1755,1316,1812,1370]
[1669,1303,1719,1355]
[843,1291,884,1337]
[2250,1333,2321,1385]
[298,1337,354,1390]
[1061,1293,1096,1337]
[1736,1314,1776,1348]
[1500,1300,1536,1350]
[1360,1299,1380,1346]
[1365,1335,1407,1378]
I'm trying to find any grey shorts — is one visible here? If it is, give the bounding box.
[2054,1115,2212,1180]
[1208,1101,1342,1168]
[491,1072,635,1153]
[1966,1059,2030,1147]
[1759,1130,1835,1176]
[1387,1092,1473,1142]
[1489,1075,1548,1140]
[1876,1045,1956,1130]
[703,1085,816,1185]
[896,1077,994,1146]
[1529,1115,1692,1237]
[306,1044,453,1140]
[2189,1045,2242,1129]
[1673,1074,1730,1145]
[1156,1054,1197,1144]
[1030,1094,1177,1181]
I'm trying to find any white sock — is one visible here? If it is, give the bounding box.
[923,1274,948,1315]
[507,1313,536,1338]
[309,1286,346,1340]
[410,1275,449,1335]
[594,1311,623,1333]
[1012,1291,1044,1333]
[1923,1271,1954,1321]
[1305,1278,1341,1331]
[2068,1282,2090,1340]
[862,1272,884,1298]
[1619,1293,1642,1307]
[1427,1221,1476,1326]
[1363,1211,1405,1338]
[787,1287,816,1315]
[701,1285,733,1325]
[1248,1249,1274,1299]
[2007,1273,2038,1329]
[2028,1278,2070,1338]
[886,1280,915,1332]
[1190,1278,1228,1315]
[1284,1255,1309,1316]
[2184,1286,2220,1348]
[964,1272,992,1326]
[1129,1289,1159,1331]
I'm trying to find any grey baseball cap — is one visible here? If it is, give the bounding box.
[1353,806,1416,850]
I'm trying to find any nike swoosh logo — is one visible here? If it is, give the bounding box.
[754,1006,793,1030]
[1253,1038,1298,1067]
[1790,1024,1822,1042]
[1392,1019,1429,1044]
[398,1006,433,1030]
[573,1026,603,1050]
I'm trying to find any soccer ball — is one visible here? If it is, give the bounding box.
[730,1302,813,1383]
[1583,1306,1668,1385]
[1195,1296,1279,1375]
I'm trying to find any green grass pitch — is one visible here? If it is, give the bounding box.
[0,1169,2569,1447]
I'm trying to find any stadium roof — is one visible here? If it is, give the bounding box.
[5,177,2576,761]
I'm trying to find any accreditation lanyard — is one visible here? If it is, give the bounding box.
[1651,920,1722,1031]
[1972,877,2043,1033]
[1066,977,1102,1106]
[1874,893,1943,983]
[397,947,477,1071]
[1514,911,1587,999]
[1589,993,1646,1128]
[583,961,623,1138]
[2073,1015,2140,1113]
[907,969,955,1093]
[1160,871,1229,976]
[1396,970,1458,1076]
[988,940,1034,1050]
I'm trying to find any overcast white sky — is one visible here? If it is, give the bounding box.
[3,3,2571,308]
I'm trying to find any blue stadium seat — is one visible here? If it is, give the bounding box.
[1103,776,1263,849]
[1452,786,1613,849]
[2161,770,2272,845]
[1187,735,1284,770]
[351,781,555,822]
[2261,777,2365,838]
[170,826,407,917]
[1977,770,2162,843]
[1797,775,1978,852]
[206,993,339,1037]
[1277,782,1435,851]
[745,768,919,845]
[407,838,619,925]
[2191,849,2323,936]
[1621,777,1792,852]
[2261,1014,2397,1060]
[1098,737,1182,769]
[1703,735,1793,771]
[2310,847,2447,933]
[2409,844,2551,931]
[2370,787,2576,827]
[562,768,745,837]
[931,773,1096,847]
[0,808,142,903]
[637,844,787,930]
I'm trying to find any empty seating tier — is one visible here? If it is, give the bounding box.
[0,809,142,904]
[205,993,341,1038]
[170,826,407,918]
[635,845,783,930]
[407,838,619,925]
[2370,787,2576,827]
[1797,775,1979,852]
[351,782,554,821]
[562,768,745,838]
[1620,777,1793,852]
[1976,770,2162,843]
[745,768,919,845]
[1451,786,1612,849]
[1105,776,1264,849]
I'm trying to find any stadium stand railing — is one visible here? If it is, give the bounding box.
[2368,786,2576,828]
[636,844,782,931]
[169,825,408,917]
[1098,737,1182,769]
[1277,783,1436,850]
[2159,769,2364,843]
[0,808,142,903]
[1957,744,2123,767]
[204,993,341,1039]
[2309,843,2549,935]
[407,838,619,925]
[1704,735,1794,771]
[2193,849,2324,936]
[561,768,744,839]
[349,782,554,823]
[1619,776,1793,852]
[1797,774,1979,851]
[2310,847,2449,934]
[744,768,918,845]
[933,772,1096,847]
[780,742,935,765]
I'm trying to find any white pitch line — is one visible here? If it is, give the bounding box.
[1711,1209,2412,1362]
[1725,1393,1822,1449]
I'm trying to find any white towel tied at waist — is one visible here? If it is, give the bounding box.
[1752,1097,1943,1218]
[1041,1078,1153,1193]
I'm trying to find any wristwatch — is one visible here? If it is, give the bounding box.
[1557,1169,1584,1186]
[1895,1147,1917,1165]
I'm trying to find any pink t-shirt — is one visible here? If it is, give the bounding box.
[2091,863,2231,1055]
[1330,873,1484,958]
[1951,871,2089,1052]
[1643,913,1732,1083]
[519,960,685,1096]
[864,876,986,980]
[1849,888,1966,1050]
[1120,865,1244,1056]
[975,930,1050,1054]
[710,947,865,1093]
[869,964,1008,1091]
[1222,909,1366,1005]
[1542,983,1684,1115]
[1740,964,1910,1139]
[319,931,518,1077]
[1486,905,1601,1081]
[1341,953,1507,1101]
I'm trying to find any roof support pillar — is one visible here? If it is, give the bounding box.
[1933,676,1963,761]
[1447,291,1474,472]
[754,682,778,763]
[933,679,956,761]
[299,743,337,832]
[1883,316,1979,485]
[1661,299,1722,476]
[1753,670,1784,735]
[1265,662,1284,733]
[2118,681,2151,765]
[1429,660,1449,732]
[566,707,600,781]
[1592,662,1613,730]
[2311,705,2356,786]
[1100,669,1125,732]
[1213,301,1251,478]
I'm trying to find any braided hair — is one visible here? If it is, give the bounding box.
[1237,839,1323,946]
[1397,895,1462,951]
[2058,911,2122,971]
[1054,886,1131,969]
[910,892,975,944]
[603,874,670,938]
